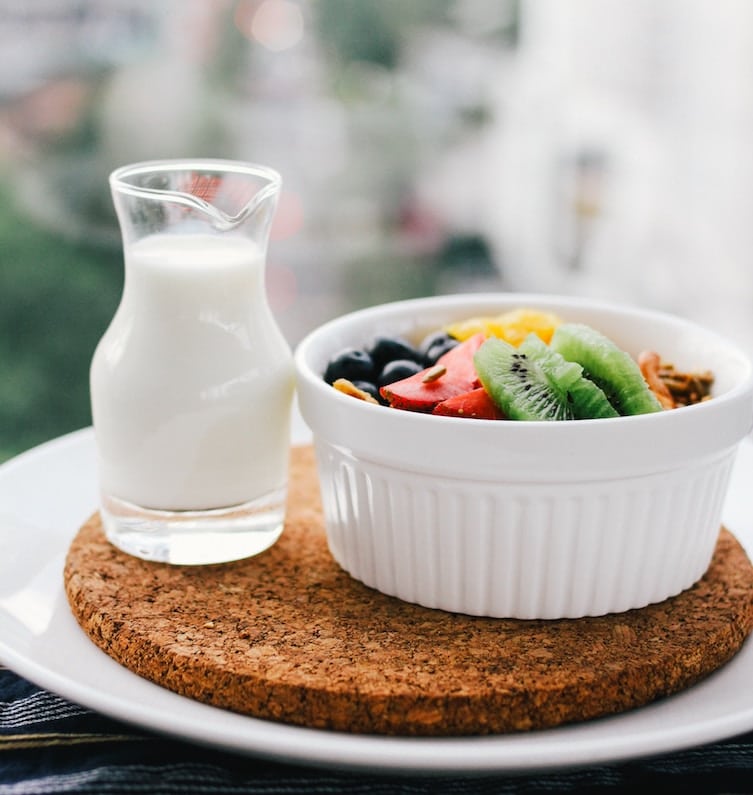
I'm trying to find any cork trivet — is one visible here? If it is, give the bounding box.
[64,446,753,736]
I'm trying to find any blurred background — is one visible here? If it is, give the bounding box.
[2,0,753,461]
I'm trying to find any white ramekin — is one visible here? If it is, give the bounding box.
[294,293,753,619]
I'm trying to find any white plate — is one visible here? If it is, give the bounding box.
[1,414,753,774]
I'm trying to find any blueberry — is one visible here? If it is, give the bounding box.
[420,331,459,365]
[425,338,459,365]
[323,348,375,385]
[377,358,424,387]
[419,330,453,357]
[366,335,423,371]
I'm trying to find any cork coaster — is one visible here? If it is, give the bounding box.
[64,446,753,737]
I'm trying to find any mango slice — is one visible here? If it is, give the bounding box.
[446,308,562,347]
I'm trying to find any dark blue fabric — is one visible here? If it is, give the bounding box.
[2,667,753,794]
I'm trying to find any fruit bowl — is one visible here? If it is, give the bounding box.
[294,293,753,619]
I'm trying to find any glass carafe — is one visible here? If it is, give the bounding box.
[90,159,294,565]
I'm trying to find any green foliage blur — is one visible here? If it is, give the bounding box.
[0,188,122,461]
[315,0,453,68]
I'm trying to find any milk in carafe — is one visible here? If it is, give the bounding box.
[91,232,294,511]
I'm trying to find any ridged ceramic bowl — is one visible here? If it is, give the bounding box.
[294,294,753,619]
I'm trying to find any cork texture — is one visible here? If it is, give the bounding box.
[64,446,753,736]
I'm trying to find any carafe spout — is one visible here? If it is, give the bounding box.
[186,180,279,232]
[110,159,282,246]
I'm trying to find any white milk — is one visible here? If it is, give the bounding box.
[90,232,295,511]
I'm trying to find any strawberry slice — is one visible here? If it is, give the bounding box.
[380,332,485,412]
[433,387,506,420]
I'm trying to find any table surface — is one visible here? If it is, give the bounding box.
[2,419,753,793]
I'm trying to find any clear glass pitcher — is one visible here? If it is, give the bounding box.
[90,159,295,565]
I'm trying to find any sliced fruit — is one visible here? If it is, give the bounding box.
[445,315,496,342]
[550,323,664,415]
[446,308,562,346]
[474,334,621,421]
[433,387,506,420]
[519,334,619,419]
[380,332,486,412]
[474,337,571,420]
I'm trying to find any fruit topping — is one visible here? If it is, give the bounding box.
[419,330,460,364]
[474,335,616,421]
[446,308,562,346]
[367,335,423,371]
[550,323,663,415]
[520,334,619,419]
[380,332,486,412]
[324,348,375,385]
[433,387,506,420]
[377,359,425,388]
[321,329,462,405]
[320,306,715,420]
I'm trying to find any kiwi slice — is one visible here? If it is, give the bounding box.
[474,335,618,421]
[520,334,619,419]
[550,323,663,416]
